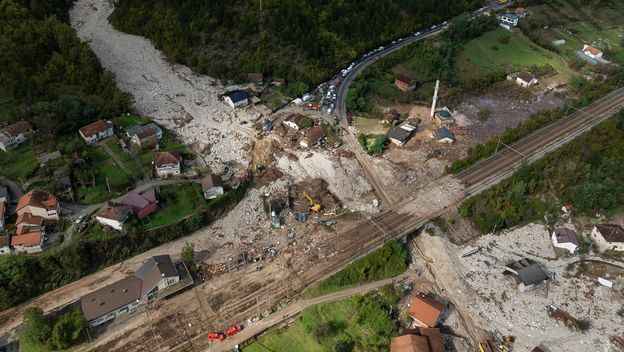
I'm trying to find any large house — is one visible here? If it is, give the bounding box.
[408,293,447,328]
[94,203,132,231]
[503,258,549,292]
[591,224,624,252]
[223,90,249,108]
[300,126,326,148]
[12,223,45,253]
[582,44,603,60]
[120,188,158,220]
[390,328,445,352]
[154,151,181,178]
[0,121,33,152]
[201,174,224,200]
[81,255,181,327]
[551,228,579,254]
[79,120,114,144]
[16,190,60,220]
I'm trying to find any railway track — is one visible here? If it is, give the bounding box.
[458,87,624,187]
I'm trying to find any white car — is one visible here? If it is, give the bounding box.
[75,214,86,224]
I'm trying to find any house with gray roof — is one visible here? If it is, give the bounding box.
[434,127,455,143]
[81,255,181,327]
[126,122,163,140]
[503,258,549,292]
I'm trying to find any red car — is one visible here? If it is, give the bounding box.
[206,332,226,341]
[226,325,243,336]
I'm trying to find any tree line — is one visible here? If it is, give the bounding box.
[0,0,132,139]
[110,0,482,87]
[459,114,624,233]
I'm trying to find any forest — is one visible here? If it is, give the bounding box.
[109,0,482,87]
[0,0,131,135]
[459,114,624,233]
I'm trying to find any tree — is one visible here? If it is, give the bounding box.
[181,242,197,274]
[21,307,52,347]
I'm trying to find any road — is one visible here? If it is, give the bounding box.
[0,175,24,201]
[209,277,396,352]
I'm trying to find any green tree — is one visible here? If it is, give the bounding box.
[21,307,52,347]
[181,242,197,274]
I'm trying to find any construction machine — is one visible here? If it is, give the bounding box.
[303,192,321,212]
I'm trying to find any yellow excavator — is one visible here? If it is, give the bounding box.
[303,192,321,212]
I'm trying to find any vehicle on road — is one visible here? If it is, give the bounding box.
[207,332,226,341]
[226,325,243,336]
[75,214,86,224]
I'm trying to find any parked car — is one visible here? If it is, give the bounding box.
[226,325,243,336]
[207,332,226,341]
[75,214,86,224]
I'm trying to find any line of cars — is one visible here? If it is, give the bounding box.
[206,324,244,342]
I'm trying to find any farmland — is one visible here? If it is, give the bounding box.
[456,28,574,82]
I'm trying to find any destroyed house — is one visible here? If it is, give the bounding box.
[503,258,549,292]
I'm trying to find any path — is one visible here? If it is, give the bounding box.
[209,277,396,352]
[99,138,137,181]
[0,175,24,201]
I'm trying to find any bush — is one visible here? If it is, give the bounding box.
[368,134,389,156]
[577,318,591,331]
[497,34,511,44]
[478,108,492,121]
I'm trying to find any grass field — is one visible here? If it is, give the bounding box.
[75,146,133,204]
[145,185,205,229]
[303,240,409,298]
[244,287,400,352]
[112,114,151,129]
[525,0,624,63]
[105,137,141,180]
[456,28,573,82]
[0,144,39,181]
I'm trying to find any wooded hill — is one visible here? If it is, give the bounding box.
[110,0,481,87]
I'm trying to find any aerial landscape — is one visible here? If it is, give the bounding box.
[1,0,624,351]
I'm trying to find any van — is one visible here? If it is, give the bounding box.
[327,107,332,115]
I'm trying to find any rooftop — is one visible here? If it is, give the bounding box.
[388,125,413,143]
[517,71,536,83]
[79,120,111,138]
[224,90,249,104]
[435,127,454,141]
[583,45,602,55]
[595,224,624,243]
[304,125,326,144]
[16,212,43,227]
[395,74,413,84]
[408,293,446,327]
[17,190,58,212]
[3,121,32,137]
[154,151,181,168]
[95,203,131,222]
[201,174,224,191]
[121,188,157,211]
[505,258,549,286]
[553,228,579,246]
[11,231,42,247]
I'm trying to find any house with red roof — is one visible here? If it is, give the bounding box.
[0,121,33,152]
[11,228,45,253]
[408,293,447,328]
[94,203,132,231]
[79,120,114,144]
[121,188,158,219]
[582,44,603,60]
[16,190,60,220]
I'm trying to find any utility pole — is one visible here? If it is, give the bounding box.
[105,177,111,193]
[430,79,440,119]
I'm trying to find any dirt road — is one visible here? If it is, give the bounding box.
[209,277,395,352]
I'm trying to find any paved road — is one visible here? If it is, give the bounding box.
[0,175,24,201]
[209,277,396,352]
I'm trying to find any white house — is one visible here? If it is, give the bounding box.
[126,123,163,140]
[201,174,224,200]
[516,71,538,87]
[11,227,45,254]
[79,120,114,144]
[582,44,603,60]
[434,127,455,144]
[223,90,249,108]
[0,121,33,152]
[551,228,579,254]
[500,13,519,28]
[154,151,181,178]
[81,255,181,327]
[591,224,624,252]
[94,203,132,231]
